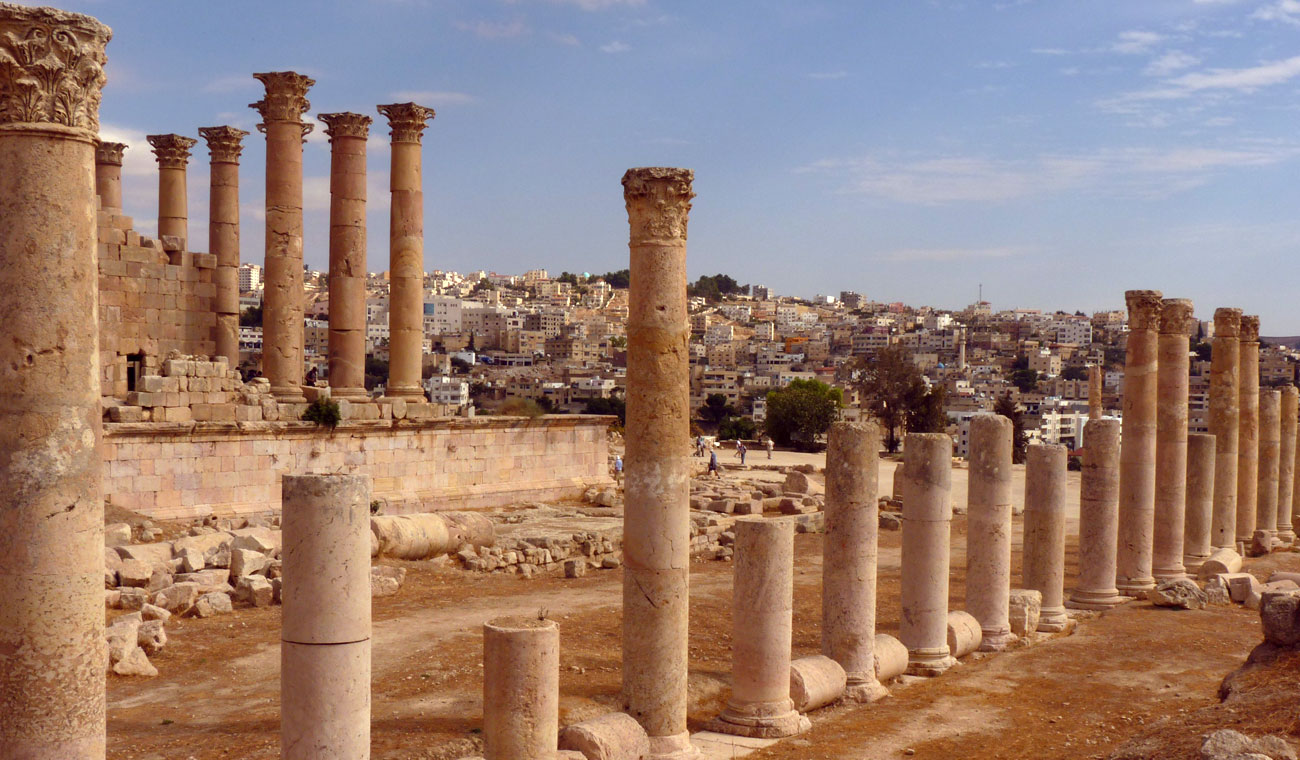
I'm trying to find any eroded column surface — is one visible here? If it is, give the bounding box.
[0,7,111,757]
[1089,364,1103,420]
[146,133,195,249]
[821,421,887,702]
[1278,386,1297,543]
[1237,315,1262,545]
[1255,388,1281,550]
[1116,289,1162,595]
[1210,308,1242,550]
[900,433,957,676]
[378,102,435,401]
[484,617,560,760]
[1068,419,1125,610]
[1023,443,1069,632]
[281,474,372,759]
[94,140,124,212]
[319,112,371,400]
[199,126,248,366]
[1183,433,1217,574]
[714,517,804,738]
[1153,298,1193,581]
[621,167,699,759]
[966,413,1015,651]
[250,71,313,402]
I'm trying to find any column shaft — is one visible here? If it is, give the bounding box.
[1255,389,1281,550]
[1183,433,1217,573]
[1209,308,1241,550]
[1088,365,1103,420]
[1278,386,1297,543]
[94,141,124,212]
[1237,316,1261,544]
[200,126,248,366]
[484,617,560,760]
[1023,444,1069,632]
[319,113,371,399]
[900,433,956,676]
[146,133,196,249]
[1117,290,1162,594]
[966,413,1015,651]
[1068,418,1125,609]
[1153,298,1192,581]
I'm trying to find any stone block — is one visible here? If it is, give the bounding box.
[734,500,762,516]
[118,588,148,610]
[1008,589,1043,634]
[1146,579,1207,610]
[137,619,167,655]
[1201,729,1299,760]
[106,616,141,665]
[558,712,650,760]
[108,405,144,423]
[707,498,735,514]
[235,575,274,607]
[117,559,152,588]
[141,603,171,623]
[192,591,233,618]
[1260,589,1300,647]
[112,647,157,677]
[105,522,132,547]
[1224,573,1261,604]
[151,582,201,614]
[564,559,586,578]
[229,548,267,578]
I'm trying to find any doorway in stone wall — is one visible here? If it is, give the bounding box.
[126,352,144,392]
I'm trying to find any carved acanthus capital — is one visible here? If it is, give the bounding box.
[146,133,197,169]
[1213,307,1242,338]
[1240,315,1261,343]
[1159,298,1195,336]
[0,4,111,133]
[95,139,125,166]
[622,167,695,243]
[250,71,313,131]
[377,102,434,144]
[1124,289,1164,332]
[198,125,249,164]
[318,111,371,142]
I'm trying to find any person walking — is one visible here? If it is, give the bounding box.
[614,455,623,484]
[708,449,719,478]
[737,441,747,465]
[764,436,774,460]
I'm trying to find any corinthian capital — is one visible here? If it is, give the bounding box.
[0,4,112,133]
[146,133,197,169]
[622,167,695,243]
[95,140,126,166]
[318,111,372,142]
[250,71,314,131]
[1214,307,1242,338]
[1124,289,1164,332]
[1159,298,1194,336]
[377,102,434,144]
[1240,315,1261,343]
[199,125,250,164]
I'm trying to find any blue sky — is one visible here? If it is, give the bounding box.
[59,0,1300,331]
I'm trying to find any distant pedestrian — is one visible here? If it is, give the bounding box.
[737,442,747,465]
[764,436,774,460]
[695,435,705,458]
[614,455,623,483]
[708,450,719,478]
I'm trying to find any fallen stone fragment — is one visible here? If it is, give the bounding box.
[106,617,141,665]
[1147,579,1207,610]
[117,559,152,588]
[112,647,157,677]
[137,620,167,655]
[558,712,650,760]
[1008,589,1043,635]
[229,548,267,579]
[789,654,847,712]
[192,592,233,618]
[1259,589,1300,647]
[879,512,902,531]
[105,522,133,547]
[1224,573,1262,604]
[140,603,171,622]
[565,559,586,579]
[1204,576,1232,605]
[151,582,201,615]
[1200,728,1298,760]
[235,576,274,607]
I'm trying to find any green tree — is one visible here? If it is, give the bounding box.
[718,416,757,441]
[993,394,1029,464]
[609,335,627,349]
[556,271,581,285]
[854,346,926,453]
[364,356,389,391]
[600,269,630,288]
[1060,366,1089,381]
[1010,368,1040,393]
[1191,340,1212,362]
[905,384,948,434]
[583,396,626,426]
[239,304,262,327]
[697,393,737,425]
[764,379,842,450]
[471,278,495,294]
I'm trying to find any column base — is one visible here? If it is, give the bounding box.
[330,387,369,401]
[710,698,807,739]
[384,384,426,402]
[1183,553,1211,576]
[905,648,956,677]
[1115,577,1155,596]
[1066,588,1129,610]
[1036,608,1073,633]
[978,628,1017,652]
[1278,529,1296,544]
[646,731,703,760]
[1152,566,1189,583]
[842,677,889,703]
[271,385,307,403]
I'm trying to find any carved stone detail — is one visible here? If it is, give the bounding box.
[146,133,196,169]
[198,125,249,164]
[622,167,695,243]
[1125,289,1164,332]
[377,102,434,144]
[250,71,313,131]
[95,139,125,166]
[1214,307,1242,339]
[1240,315,1261,343]
[318,111,371,141]
[1159,298,1194,336]
[0,4,111,133]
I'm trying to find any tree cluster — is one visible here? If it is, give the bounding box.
[763,379,842,451]
[687,274,748,303]
[853,346,948,452]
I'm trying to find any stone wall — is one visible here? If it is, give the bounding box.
[104,415,614,521]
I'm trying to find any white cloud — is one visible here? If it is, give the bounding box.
[976,61,1015,69]
[599,40,631,53]
[389,90,479,105]
[885,246,1033,262]
[1031,48,1070,56]
[98,123,154,178]
[1252,0,1300,25]
[546,0,645,9]
[1103,55,1300,114]
[1112,30,1164,55]
[455,18,530,39]
[549,32,581,46]
[1144,51,1200,76]
[808,70,848,80]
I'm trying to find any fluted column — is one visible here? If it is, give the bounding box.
[199,126,248,366]
[251,71,314,402]
[1255,389,1282,553]
[146,133,196,249]
[318,112,371,400]
[1117,290,1162,595]
[1153,298,1192,581]
[1282,386,1299,543]
[378,102,435,401]
[1068,418,1125,610]
[1237,315,1261,545]
[94,140,124,212]
[621,168,698,760]
[1209,308,1241,551]
[0,6,112,757]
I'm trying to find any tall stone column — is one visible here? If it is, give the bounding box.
[821,421,887,702]
[483,617,560,760]
[1153,298,1193,581]
[250,71,314,402]
[0,6,111,757]
[1116,290,1162,595]
[966,414,1015,651]
[900,433,957,676]
[1183,433,1217,574]
[94,140,125,211]
[378,102,435,401]
[1088,364,1103,420]
[198,126,248,366]
[1209,308,1242,550]
[318,112,371,400]
[1255,389,1281,551]
[1067,419,1125,610]
[621,168,698,760]
[1237,315,1262,545]
[146,133,196,249]
[1023,443,1069,632]
[1278,386,1297,543]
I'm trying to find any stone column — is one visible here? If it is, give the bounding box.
[146,133,196,249]
[1116,290,1162,595]
[900,433,957,676]
[1023,443,1069,632]
[1068,418,1125,610]
[621,167,698,759]
[1183,433,1217,574]
[281,474,371,759]
[250,71,314,402]
[1209,308,1242,550]
[1088,364,1103,420]
[966,413,1015,651]
[714,517,804,738]
[1278,386,1297,543]
[0,7,111,757]
[377,102,435,401]
[483,617,560,760]
[318,112,371,400]
[821,421,887,702]
[1153,298,1193,581]
[1255,388,1281,550]
[198,126,248,366]
[1237,315,1262,545]
[94,140,125,212]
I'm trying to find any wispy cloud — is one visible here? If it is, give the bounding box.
[545,0,646,9]
[885,246,1034,262]
[599,40,631,53]
[549,32,581,46]
[1144,51,1199,76]
[808,70,848,80]
[1252,0,1300,25]
[1112,54,1300,104]
[390,90,479,105]
[1112,30,1164,55]
[1031,48,1070,56]
[976,61,1015,70]
[455,18,530,39]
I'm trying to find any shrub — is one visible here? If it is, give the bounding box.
[302,398,341,428]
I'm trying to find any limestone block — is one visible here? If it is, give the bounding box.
[175,569,233,592]
[558,712,650,760]
[1203,576,1232,605]
[707,499,735,514]
[1268,571,1300,585]
[947,611,983,658]
[1259,589,1300,647]
[1146,579,1208,610]
[789,654,847,712]
[1200,729,1299,760]
[106,617,141,665]
[151,582,201,614]
[873,634,909,681]
[117,542,175,567]
[192,592,233,617]
[230,528,280,555]
[879,512,902,531]
[1198,548,1243,579]
[108,405,144,422]
[783,470,824,495]
[178,548,204,574]
[104,546,123,588]
[119,588,148,610]
[230,548,268,578]
[112,647,157,677]
[118,559,152,588]
[235,575,274,607]
[146,567,174,592]
[1247,580,1300,611]
[1223,573,1261,604]
[137,620,167,655]
[1008,589,1043,636]
[104,522,133,547]
[564,559,586,578]
[141,603,171,623]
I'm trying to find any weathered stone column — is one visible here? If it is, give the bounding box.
[378,102,435,401]
[250,71,314,402]
[94,140,124,212]
[821,421,887,702]
[198,126,248,366]
[146,133,196,249]
[966,413,1015,651]
[1023,443,1069,632]
[1068,418,1125,610]
[318,112,371,400]
[1210,308,1242,550]
[1279,386,1297,543]
[281,474,372,759]
[714,517,804,738]
[1116,290,1162,595]
[1254,388,1281,551]
[1153,298,1193,582]
[621,167,698,759]
[0,7,111,757]
[1088,364,1103,420]
[1183,433,1217,574]
[483,616,560,760]
[1237,315,1262,545]
[900,433,957,676]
